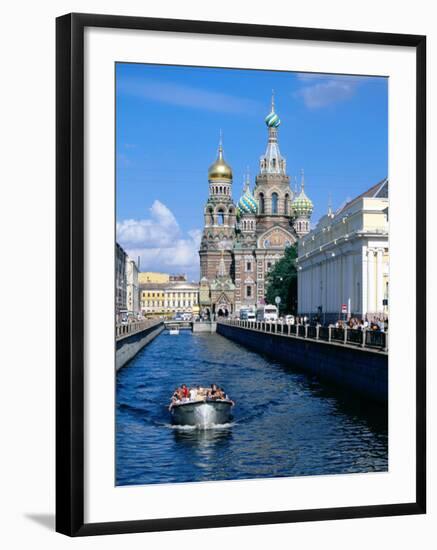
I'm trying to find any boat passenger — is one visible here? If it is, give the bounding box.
[208,383,219,399]
[181,384,190,399]
[217,388,226,400]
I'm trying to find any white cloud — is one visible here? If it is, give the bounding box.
[295,74,364,109]
[116,201,200,280]
[117,200,180,248]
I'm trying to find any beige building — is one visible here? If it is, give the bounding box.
[296,179,389,323]
[138,272,170,285]
[140,284,166,315]
[140,281,200,317]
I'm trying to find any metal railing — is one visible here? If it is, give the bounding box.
[115,319,162,340]
[219,318,388,352]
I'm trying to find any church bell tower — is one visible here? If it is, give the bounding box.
[199,134,237,281]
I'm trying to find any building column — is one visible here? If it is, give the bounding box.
[376,248,384,313]
[367,248,375,317]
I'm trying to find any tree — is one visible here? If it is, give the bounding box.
[265,245,298,314]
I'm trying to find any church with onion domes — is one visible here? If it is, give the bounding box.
[198,95,313,318]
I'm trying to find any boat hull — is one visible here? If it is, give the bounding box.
[171,400,233,427]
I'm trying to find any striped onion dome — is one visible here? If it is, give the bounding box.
[265,110,281,128]
[292,189,313,217]
[237,185,258,216]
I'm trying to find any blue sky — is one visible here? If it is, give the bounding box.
[116,63,387,280]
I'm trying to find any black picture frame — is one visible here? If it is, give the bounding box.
[56,12,426,537]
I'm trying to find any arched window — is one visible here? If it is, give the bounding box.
[209,208,214,225]
[259,193,265,214]
[284,193,289,215]
[217,209,225,225]
[271,192,278,214]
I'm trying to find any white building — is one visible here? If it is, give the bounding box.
[125,257,140,315]
[297,179,389,323]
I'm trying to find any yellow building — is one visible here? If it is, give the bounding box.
[139,284,166,316]
[140,281,200,317]
[138,272,170,285]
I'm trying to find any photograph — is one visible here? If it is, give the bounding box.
[114,62,389,487]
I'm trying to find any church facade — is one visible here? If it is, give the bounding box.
[199,98,313,317]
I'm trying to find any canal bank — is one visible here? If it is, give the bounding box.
[116,320,164,370]
[217,322,387,403]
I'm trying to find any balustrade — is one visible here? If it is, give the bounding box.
[217,318,386,351]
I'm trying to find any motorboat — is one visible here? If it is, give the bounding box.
[169,328,179,335]
[169,387,234,427]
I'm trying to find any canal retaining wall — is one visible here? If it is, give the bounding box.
[116,322,164,370]
[192,321,217,333]
[217,323,387,403]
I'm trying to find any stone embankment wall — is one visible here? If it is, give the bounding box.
[116,322,164,370]
[217,323,387,403]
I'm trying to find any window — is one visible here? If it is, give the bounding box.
[285,194,289,215]
[259,193,265,214]
[246,286,252,298]
[217,209,225,225]
[271,192,278,214]
[246,261,252,271]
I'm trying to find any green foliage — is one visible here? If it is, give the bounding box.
[265,245,298,314]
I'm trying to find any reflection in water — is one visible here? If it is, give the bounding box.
[116,331,388,486]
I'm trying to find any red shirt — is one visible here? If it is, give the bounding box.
[182,387,189,398]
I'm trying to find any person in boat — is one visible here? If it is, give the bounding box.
[181,384,190,400]
[209,384,228,401]
[207,383,219,400]
[169,387,182,410]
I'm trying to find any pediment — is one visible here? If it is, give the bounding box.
[215,292,232,304]
[258,225,296,250]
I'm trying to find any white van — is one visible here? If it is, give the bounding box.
[256,305,278,321]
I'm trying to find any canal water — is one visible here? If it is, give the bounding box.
[116,330,388,486]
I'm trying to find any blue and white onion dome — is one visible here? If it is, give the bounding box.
[237,177,258,217]
[265,110,281,128]
[265,92,281,128]
[292,188,313,217]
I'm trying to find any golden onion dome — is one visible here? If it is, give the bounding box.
[208,143,233,181]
